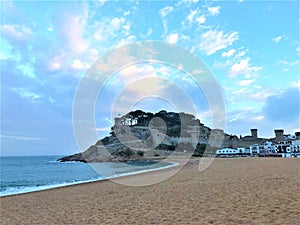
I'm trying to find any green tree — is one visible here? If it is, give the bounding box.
[193,144,207,157]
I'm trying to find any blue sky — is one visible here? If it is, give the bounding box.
[1,0,299,156]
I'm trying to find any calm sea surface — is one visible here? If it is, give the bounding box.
[0,155,175,196]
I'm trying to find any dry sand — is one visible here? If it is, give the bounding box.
[1,157,299,225]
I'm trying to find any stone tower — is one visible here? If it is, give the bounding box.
[251,129,258,139]
[295,132,300,140]
[274,129,284,142]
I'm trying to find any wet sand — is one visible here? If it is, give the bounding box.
[1,157,299,224]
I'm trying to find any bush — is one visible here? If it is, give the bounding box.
[118,148,134,157]
[193,144,207,157]
[136,151,144,157]
[155,144,176,151]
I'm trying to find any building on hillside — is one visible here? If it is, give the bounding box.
[276,139,300,158]
[221,128,269,149]
[216,148,239,156]
[250,141,277,156]
[286,139,300,158]
[216,147,250,157]
[248,130,300,157]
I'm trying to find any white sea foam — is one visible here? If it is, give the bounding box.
[0,162,178,197]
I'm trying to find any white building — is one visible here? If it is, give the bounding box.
[216,148,238,155]
[216,148,250,156]
[249,140,300,158]
[274,140,292,157]
[250,141,276,156]
[237,148,251,155]
[284,140,300,158]
[284,134,296,140]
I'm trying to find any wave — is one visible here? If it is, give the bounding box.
[0,162,178,197]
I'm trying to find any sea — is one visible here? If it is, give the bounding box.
[0,155,176,197]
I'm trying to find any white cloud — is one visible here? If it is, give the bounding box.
[232,87,248,95]
[119,64,171,81]
[96,0,106,7]
[49,61,61,71]
[61,14,90,55]
[244,73,259,79]
[187,9,199,24]
[20,91,41,100]
[147,28,153,36]
[0,53,8,60]
[251,91,274,102]
[0,135,44,141]
[87,48,99,62]
[231,58,249,73]
[235,50,247,58]
[277,60,298,66]
[191,69,204,75]
[94,127,110,132]
[122,24,131,32]
[159,6,174,18]
[297,47,300,54]
[124,11,130,17]
[2,24,32,40]
[159,6,174,36]
[236,79,255,86]
[110,76,171,114]
[47,25,53,32]
[221,49,236,57]
[272,35,282,43]
[253,115,264,121]
[44,53,66,73]
[198,30,239,55]
[16,62,36,79]
[12,88,42,103]
[126,78,167,96]
[181,0,199,4]
[282,68,289,72]
[48,96,56,103]
[208,6,220,16]
[229,112,244,123]
[111,17,126,29]
[116,35,136,47]
[71,59,88,70]
[167,33,179,44]
[291,80,300,89]
[93,16,130,45]
[230,58,262,78]
[196,15,206,24]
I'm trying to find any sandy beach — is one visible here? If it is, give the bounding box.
[1,157,299,225]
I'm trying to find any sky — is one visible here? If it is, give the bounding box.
[1,0,299,156]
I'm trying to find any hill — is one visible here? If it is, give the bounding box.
[58,110,257,162]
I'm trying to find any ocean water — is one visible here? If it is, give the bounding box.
[0,155,176,196]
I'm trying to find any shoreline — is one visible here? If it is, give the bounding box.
[1,158,299,224]
[0,159,180,197]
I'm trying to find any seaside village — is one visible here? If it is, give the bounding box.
[215,129,300,158]
[107,111,300,159]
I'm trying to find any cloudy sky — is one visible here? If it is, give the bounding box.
[1,0,299,156]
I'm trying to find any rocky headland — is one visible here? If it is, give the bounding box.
[58,110,271,163]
